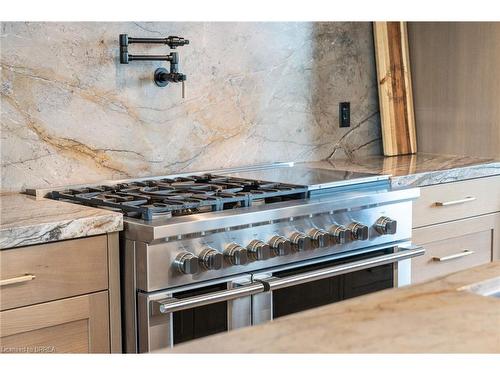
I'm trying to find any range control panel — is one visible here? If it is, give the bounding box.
[174,216,397,274]
[135,200,413,291]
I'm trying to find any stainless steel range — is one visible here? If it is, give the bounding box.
[47,163,424,352]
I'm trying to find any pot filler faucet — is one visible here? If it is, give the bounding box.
[119,34,189,97]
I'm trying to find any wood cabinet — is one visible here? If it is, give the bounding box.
[0,236,108,311]
[413,175,500,228]
[0,233,121,353]
[412,214,499,283]
[0,292,109,353]
[412,176,500,283]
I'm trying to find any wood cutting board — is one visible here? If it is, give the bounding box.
[373,22,417,156]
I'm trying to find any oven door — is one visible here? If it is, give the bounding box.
[251,244,424,323]
[137,274,263,352]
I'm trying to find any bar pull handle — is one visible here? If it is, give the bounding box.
[0,274,36,287]
[434,196,476,207]
[432,250,475,262]
[153,282,265,315]
[259,245,425,291]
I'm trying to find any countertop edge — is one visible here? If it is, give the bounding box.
[0,194,123,250]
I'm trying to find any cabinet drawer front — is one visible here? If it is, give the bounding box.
[0,236,108,310]
[411,215,496,283]
[413,175,500,228]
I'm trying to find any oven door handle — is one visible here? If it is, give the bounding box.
[153,282,265,315]
[258,245,425,291]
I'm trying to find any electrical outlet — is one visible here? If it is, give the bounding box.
[339,102,350,128]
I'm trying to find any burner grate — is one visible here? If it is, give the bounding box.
[50,174,308,220]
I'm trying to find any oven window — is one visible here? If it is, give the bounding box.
[172,284,228,345]
[272,261,343,318]
[272,249,394,319]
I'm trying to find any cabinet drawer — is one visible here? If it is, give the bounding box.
[0,236,108,311]
[411,214,498,283]
[413,175,500,228]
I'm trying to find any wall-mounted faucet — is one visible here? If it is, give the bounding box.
[119,34,189,97]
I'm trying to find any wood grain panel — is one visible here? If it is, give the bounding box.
[0,292,110,353]
[1,320,89,353]
[0,235,108,311]
[106,232,122,353]
[408,22,500,158]
[412,215,497,283]
[373,22,417,156]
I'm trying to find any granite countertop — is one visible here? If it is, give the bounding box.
[304,153,500,188]
[163,261,500,353]
[0,193,123,249]
[1,153,498,249]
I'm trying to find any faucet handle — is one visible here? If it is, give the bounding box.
[173,73,187,82]
[166,36,190,49]
[182,80,186,99]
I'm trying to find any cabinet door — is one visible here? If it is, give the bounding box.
[412,213,499,283]
[0,292,109,353]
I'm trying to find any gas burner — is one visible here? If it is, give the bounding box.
[50,174,307,220]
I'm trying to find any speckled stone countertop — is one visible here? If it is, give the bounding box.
[0,193,123,249]
[163,261,500,353]
[304,153,500,188]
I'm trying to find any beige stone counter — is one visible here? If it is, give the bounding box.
[304,153,500,188]
[162,261,500,353]
[0,193,123,249]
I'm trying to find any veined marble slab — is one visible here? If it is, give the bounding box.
[163,261,500,353]
[0,193,123,249]
[1,22,382,193]
[305,153,500,188]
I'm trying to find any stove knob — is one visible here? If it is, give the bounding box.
[308,228,330,247]
[247,240,271,261]
[224,243,248,266]
[199,247,223,270]
[348,222,369,241]
[174,252,199,275]
[268,235,292,256]
[375,216,397,235]
[289,232,312,251]
[329,224,351,244]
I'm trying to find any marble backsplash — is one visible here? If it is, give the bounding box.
[0,22,381,192]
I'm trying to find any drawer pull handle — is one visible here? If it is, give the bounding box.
[0,274,36,287]
[435,196,476,207]
[432,250,475,262]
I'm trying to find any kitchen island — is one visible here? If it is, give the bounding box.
[160,261,500,353]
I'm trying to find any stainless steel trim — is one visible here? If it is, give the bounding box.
[123,239,138,353]
[125,188,420,241]
[432,249,475,262]
[306,175,390,190]
[154,282,265,315]
[435,196,476,207]
[0,274,36,287]
[251,272,273,325]
[259,245,425,291]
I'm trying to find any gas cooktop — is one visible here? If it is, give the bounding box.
[50,174,308,220]
[48,164,389,221]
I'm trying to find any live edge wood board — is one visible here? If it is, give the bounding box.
[373,22,417,156]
